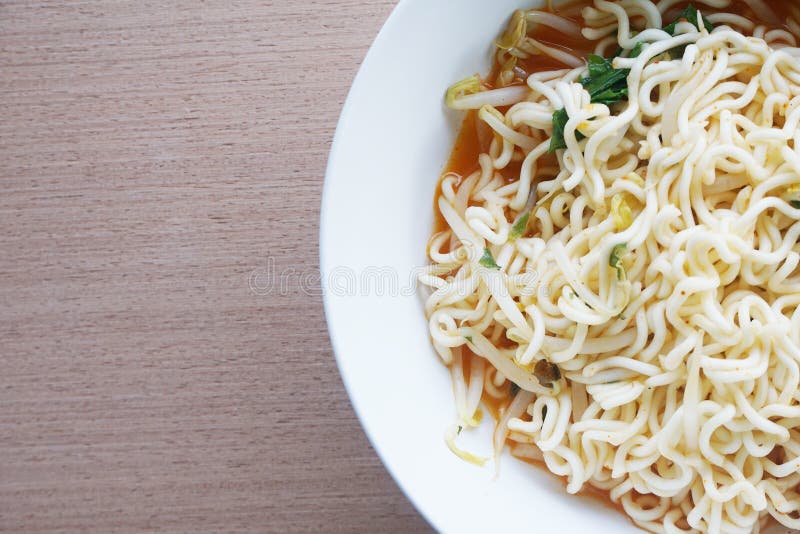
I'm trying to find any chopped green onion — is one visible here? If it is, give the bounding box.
[479,247,501,269]
[510,212,531,240]
[610,244,628,281]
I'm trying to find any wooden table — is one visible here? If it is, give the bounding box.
[0,1,431,531]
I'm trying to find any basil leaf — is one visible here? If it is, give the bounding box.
[791,200,800,209]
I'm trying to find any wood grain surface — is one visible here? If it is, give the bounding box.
[0,1,432,531]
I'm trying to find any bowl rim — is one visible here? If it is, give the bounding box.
[319,0,423,522]
[318,1,637,532]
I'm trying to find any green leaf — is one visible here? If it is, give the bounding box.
[591,87,628,106]
[585,54,609,78]
[549,108,569,152]
[549,48,639,152]
[457,425,463,435]
[670,45,689,60]
[479,247,501,269]
[580,55,629,98]
[549,108,586,153]
[659,6,714,59]
[464,335,473,343]
[547,5,713,153]
[663,4,713,36]
[630,42,646,58]
[610,243,628,281]
[509,212,531,240]
[791,200,800,209]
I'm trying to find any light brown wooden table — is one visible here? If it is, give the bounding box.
[0,1,431,531]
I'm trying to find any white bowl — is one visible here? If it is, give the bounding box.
[320,1,638,532]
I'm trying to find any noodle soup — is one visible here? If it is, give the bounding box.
[421,1,800,532]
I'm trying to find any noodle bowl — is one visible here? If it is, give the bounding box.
[421,0,800,531]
